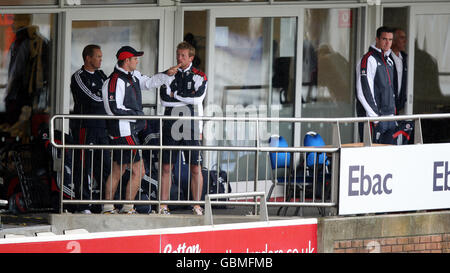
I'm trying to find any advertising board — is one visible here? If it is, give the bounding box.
[339,143,450,215]
[0,219,317,253]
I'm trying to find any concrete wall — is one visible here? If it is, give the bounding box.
[317,210,450,253]
[2,210,450,252]
[40,210,450,253]
[49,213,266,234]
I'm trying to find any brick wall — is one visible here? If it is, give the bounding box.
[334,233,450,253]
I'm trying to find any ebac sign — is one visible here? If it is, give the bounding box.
[0,219,317,253]
[339,143,450,215]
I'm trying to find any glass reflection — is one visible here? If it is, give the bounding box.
[0,13,53,142]
[71,20,159,113]
[413,14,450,142]
[301,9,357,143]
[212,17,297,182]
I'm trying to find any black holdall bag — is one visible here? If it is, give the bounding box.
[172,158,231,203]
[201,167,231,208]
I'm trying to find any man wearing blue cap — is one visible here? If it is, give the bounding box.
[101,45,179,214]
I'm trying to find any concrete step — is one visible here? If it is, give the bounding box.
[0,224,53,238]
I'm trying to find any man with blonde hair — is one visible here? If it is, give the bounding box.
[159,41,207,215]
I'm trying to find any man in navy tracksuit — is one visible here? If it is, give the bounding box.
[390,28,408,113]
[356,26,397,144]
[101,46,178,214]
[159,41,207,215]
[70,44,110,213]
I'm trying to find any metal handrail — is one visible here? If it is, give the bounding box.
[50,112,450,122]
[50,112,450,148]
[48,113,450,215]
[204,192,268,225]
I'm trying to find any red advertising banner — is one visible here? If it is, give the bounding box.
[161,223,316,253]
[0,234,160,253]
[0,219,317,253]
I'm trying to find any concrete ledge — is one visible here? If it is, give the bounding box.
[49,213,274,234]
[0,225,53,238]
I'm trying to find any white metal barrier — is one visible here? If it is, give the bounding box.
[204,192,268,225]
[49,113,450,215]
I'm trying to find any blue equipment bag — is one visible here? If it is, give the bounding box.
[303,131,328,167]
[269,135,290,169]
[171,155,230,209]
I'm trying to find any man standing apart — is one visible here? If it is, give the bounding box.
[70,44,110,213]
[390,28,408,114]
[102,46,178,214]
[160,42,207,215]
[356,26,397,144]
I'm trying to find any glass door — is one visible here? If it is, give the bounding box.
[300,8,359,144]
[192,6,302,183]
[410,4,450,143]
[195,6,359,183]
[213,16,297,144]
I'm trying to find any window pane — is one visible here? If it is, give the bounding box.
[0,0,57,5]
[212,17,297,181]
[0,13,54,140]
[214,17,296,118]
[182,0,264,2]
[413,14,450,142]
[79,0,156,4]
[184,11,206,73]
[71,19,159,113]
[301,9,357,143]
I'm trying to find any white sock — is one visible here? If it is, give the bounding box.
[122,204,134,212]
[103,204,114,212]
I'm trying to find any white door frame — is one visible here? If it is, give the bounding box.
[406,3,450,115]
[59,7,176,123]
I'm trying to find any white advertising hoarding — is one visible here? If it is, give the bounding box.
[339,143,450,215]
